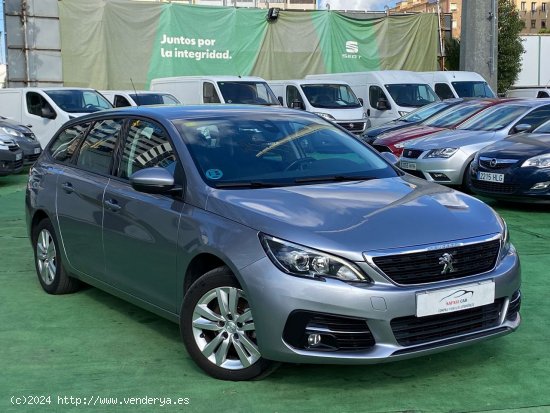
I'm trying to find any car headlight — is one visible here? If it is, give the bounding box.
[260,234,369,282]
[496,215,512,261]
[426,148,458,158]
[0,127,25,138]
[398,111,409,117]
[314,112,335,121]
[521,154,550,168]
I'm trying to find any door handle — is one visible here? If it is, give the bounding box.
[104,199,121,212]
[61,182,74,193]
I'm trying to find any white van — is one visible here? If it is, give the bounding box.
[150,76,280,106]
[100,90,180,107]
[419,71,495,99]
[505,87,550,98]
[0,88,112,147]
[306,71,438,127]
[268,80,368,135]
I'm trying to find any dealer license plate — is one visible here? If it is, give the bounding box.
[400,161,417,170]
[416,281,495,317]
[34,147,41,154]
[478,171,504,183]
[16,153,22,161]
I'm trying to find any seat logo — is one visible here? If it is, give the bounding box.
[345,41,359,54]
[439,252,456,274]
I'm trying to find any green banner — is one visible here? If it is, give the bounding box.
[59,0,439,89]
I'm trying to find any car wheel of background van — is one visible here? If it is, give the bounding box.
[181,267,277,380]
[32,219,81,294]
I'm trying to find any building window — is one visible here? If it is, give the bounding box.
[450,2,457,12]
[543,3,547,12]
[542,20,547,28]
[532,2,537,12]
[521,1,526,11]
[531,19,537,28]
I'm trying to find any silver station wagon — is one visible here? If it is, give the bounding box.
[26,106,521,380]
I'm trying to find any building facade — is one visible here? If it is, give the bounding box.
[515,0,548,33]
[390,0,462,38]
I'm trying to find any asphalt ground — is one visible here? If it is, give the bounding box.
[1,171,549,413]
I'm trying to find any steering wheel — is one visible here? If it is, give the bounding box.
[284,157,316,171]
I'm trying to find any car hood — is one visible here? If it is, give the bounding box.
[205,176,501,261]
[406,129,497,150]
[374,125,444,146]
[0,119,33,134]
[478,133,550,159]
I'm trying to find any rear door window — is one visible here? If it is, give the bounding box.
[76,119,123,175]
[49,123,91,163]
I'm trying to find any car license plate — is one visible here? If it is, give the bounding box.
[416,281,495,317]
[400,161,416,170]
[478,171,504,183]
[16,153,22,161]
[34,147,41,154]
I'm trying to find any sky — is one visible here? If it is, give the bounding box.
[318,0,398,11]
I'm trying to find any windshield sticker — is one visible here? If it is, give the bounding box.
[205,169,223,180]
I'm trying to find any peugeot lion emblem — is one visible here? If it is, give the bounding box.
[439,252,456,275]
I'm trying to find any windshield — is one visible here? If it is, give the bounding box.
[173,112,397,187]
[45,90,113,113]
[452,81,495,98]
[423,102,488,128]
[458,105,530,131]
[385,84,438,108]
[217,82,280,105]
[400,101,455,123]
[129,93,180,105]
[301,84,361,109]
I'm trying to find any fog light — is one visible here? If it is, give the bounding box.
[531,181,550,190]
[307,333,321,347]
[429,172,450,181]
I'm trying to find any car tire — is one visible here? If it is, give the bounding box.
[32,218,81,294]
[462,160,474,193]
[180,266,278,381]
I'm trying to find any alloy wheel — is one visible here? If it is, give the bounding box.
[36,229,57,286]
[191,286,260,370]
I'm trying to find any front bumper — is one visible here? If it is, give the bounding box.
[15,139,42,165]
[470,162,550,202]
[0,149,24,176]
[240,247,520,364]
[400,150,469,185]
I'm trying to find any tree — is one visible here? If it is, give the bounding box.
[444,38,460,71]
[498,0,525,94]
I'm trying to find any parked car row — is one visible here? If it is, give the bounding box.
[0,116,42,177]
[363,96,550,202]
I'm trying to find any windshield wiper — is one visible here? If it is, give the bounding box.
[214,181,286,189]
[294,175,377,184]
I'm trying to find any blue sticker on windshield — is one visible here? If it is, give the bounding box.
[205,169,223,180]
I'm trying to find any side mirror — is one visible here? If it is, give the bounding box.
[513,123,531,133]
[376,98,390,111]
[358,97,364,106]
[130,167,177,194]
[290,99,304,110]
[41,106,56,119]
[277,96,284,106]
[380,152,399,165]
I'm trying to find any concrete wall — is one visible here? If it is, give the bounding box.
[4,0,62,87]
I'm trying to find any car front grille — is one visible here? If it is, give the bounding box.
[337,122,367,133]
[391,298,504,346]
[402,149,423,159]
[479,160,517,170]
[371,239,501,285]
[283,311,375,352]
[8,144,19,152]
[13,159,23,169]
[472,179,519,194]
[24,153,40,163]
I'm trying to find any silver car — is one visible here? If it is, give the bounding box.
[399,99,550,186]
[26,106,520,381]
